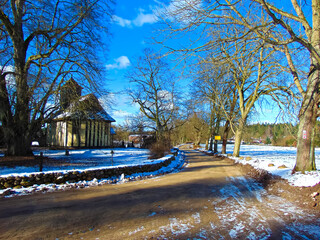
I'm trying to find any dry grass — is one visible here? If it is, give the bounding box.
[148,141,171,159]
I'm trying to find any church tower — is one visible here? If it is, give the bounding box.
[60,78,83,109]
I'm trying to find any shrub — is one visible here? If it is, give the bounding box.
[273,135,296,147]
[285,136,297,147]
[265,137,271,145]
[281,135,297,147]
[148,140,171,159]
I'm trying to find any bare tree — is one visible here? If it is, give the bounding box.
[158,0,316,170]
[0,0,113,156]
[194,62,239,154]
[127,49,178,142]
[185,25,282,156]
[169,107,209,147]
[191,67,224,152]
[213,0,319,170]
[219,38,282,156]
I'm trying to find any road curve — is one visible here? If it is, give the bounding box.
[0,150,319,239]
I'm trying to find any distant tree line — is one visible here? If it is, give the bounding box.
[114,112,320,149]
[243,122,320,148]
[242,123,298,147]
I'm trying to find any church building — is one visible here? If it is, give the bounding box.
[46,78,115,148]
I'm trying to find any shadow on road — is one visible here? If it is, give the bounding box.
[1,150,319,239]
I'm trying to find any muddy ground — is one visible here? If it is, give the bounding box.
[0,148,320,239]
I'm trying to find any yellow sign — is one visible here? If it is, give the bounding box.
[215,136,221,140]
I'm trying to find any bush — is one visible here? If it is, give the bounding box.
[148,141,171,159]
[273,135,296,147]
[285,136,297,147]
[265,137,271,145]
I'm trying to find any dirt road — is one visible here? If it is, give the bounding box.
[1,149,320,239]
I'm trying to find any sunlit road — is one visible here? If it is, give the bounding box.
[0,149,320,239]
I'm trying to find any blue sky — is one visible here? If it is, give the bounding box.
[103,0,165,125]
[104,0,283,126]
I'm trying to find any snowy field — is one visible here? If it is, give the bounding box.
[0,148,185,197]
[0,148,152,176]
[1,143,320,194]
[211,144,320,187]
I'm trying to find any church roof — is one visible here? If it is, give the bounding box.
[55,93,115,122]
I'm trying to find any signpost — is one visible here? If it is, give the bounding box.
[111,150,114,166]
[214,136,221,153]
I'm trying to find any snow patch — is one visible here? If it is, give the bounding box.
[201,144,320,187]
[129,226,144,235]
[211,176,318,239]
[162,217,193,235]
[192,212,201,224]
[0,151,186,197]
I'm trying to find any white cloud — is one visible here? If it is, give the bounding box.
[112,15,132,27]
[112,8,158,28]
[156,0,203,25]
[112,1,203,28]
[106,56,131,70]
[113,110,131,118]
[133,11,158,26]
[99,92,140,125]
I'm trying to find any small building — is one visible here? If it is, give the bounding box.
[47,78,115,148]
[128,134,155,148]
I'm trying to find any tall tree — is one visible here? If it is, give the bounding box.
[127,49,178,142]
[0,0,113,156]
[195,62,239,154]
[220,39,281,157]
[159,0,315,171]
[191,64,225,152]
[210,0,319,170]
[189,27,282,156]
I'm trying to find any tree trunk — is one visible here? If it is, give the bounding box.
[195,134,201,147]
[5,62,32,155]
[294,68,319,172]
[221,120,230,154]
[222,138,227,154]
[156,123,164,142]
[295,106,317,172]
[3,103,33,156]
[213,139,218,153]
[294,5,320,172]
[209,134,214,151]
[6,133,33,156]
[4,97,33,156]
[208,113,214,152]
[4,11,33,156]
[222,93,237,154]
[233,119,245,157]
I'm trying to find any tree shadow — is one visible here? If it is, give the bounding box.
[0,176,264,236]
[1,150,318,239]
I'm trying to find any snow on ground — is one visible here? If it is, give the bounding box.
[207,144,320,187]
[149,175,320,239]
[0,148,154,176]
[0,148,186,197]
[2,142,320,195]
[208,176,320,239]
